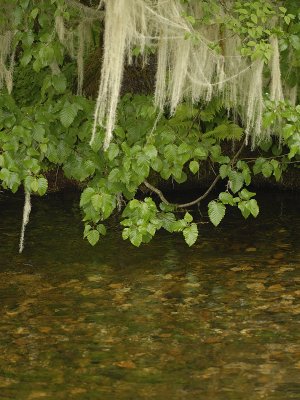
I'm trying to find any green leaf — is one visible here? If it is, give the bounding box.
[91,194,102,211]
[251,14,258,24]
[219,164,231,179]
[271,145,282,156]
[129,230,143,247]
[33,124,46,142]
[144,144,157,159]
[151,157,163,172]
[239,188,256,201]
[87,229,100,246]
[183,223,198,246]
[228,171,244,193]
[210,144,221,160]
[83,224,92,238]
[253,157,266,175]
[219,192,234,205]
[20,49,32,66]
[194,146,208,158]
[189,160,199,174]
[282,124,294,140]
[290,35,300,51]
[30,178,39,192]
[261,161,273,178]
[52,74,67,93]
[30,7,39,19]
[80,188,95,207]
[60,102,78,128]
[96,224,106,235]
[242,168,251,186]
[178,142,191,154]
[164,144,177,161]
[238,201,251,219]
[107,143,119,161]
[279,6,287,13]
[270,159,282,182]
[208,201,226,227]
[37,177,48,196]
[184,212,193,223]
[259,139,272,152]
[248,199,259,217]
[122,228,130,240]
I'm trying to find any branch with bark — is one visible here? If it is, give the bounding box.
[144,138,246,209]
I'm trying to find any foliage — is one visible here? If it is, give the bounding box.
[0,0,299,250]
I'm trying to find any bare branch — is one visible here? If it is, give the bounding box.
[144,180,172,205]
[144,138,247,209]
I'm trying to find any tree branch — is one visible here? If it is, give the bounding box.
[143,180,172,206]
[144,138,247,209]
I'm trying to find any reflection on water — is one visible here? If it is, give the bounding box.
[0,191,299,400]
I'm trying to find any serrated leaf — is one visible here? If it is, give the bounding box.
[194,146,207,158]
[96,224,106,235]
[122,228,130,240]
[242,168,251,186]
[151,157,163,172]
[208,201,226,227]
[251,14,258,24]
[91,194,102,211]
[229,171,244,193]
[290,35,300,51]
[219,164,230,179]
[59,102,78,128]
[184,212,193,223]
[33,124,46,142]
[37,177,48,195]
[108,168,120,182]
[183,223,198,246]
[164,144,177,161]
[239,188,256,201]
[87,229,99,246]
[189,160,199,174]
[219,192,234,205]
[238,201,251,219]
[259,139,272,152]
[129,230,143,247]
[262,161,273,178]
[178,142,191,154]
[248,199,259,217]
[83,224,92,238]
[80,187,95,207]
[253,157,266,175]
[144,144,157,159]
[30,178,39,192]
[52,74,67,93]
[20,50,32,66]
[107,143,119,161]
[282,124,294,140]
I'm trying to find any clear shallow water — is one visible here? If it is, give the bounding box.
[0,191,299,400]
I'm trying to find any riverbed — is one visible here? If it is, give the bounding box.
[0,191,299,399]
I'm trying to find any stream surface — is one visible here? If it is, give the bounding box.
[0,191,299,400]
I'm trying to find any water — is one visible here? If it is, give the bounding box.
[0,191,299,400]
